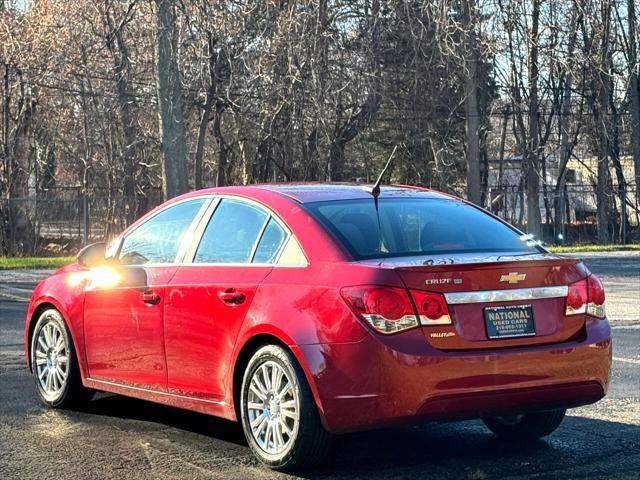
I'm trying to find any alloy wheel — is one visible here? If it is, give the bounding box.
[246,360,299,455]
[34,318,69,398]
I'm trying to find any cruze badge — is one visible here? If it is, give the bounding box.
[500,272,526,284]
[425,278,463,285]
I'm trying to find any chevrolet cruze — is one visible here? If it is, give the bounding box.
[25,184,612,470]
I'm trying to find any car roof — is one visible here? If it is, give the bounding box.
[225,183,451,204]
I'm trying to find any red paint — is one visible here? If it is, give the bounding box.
[83,266,176,389]
[297,317,611,432]
[164,265,272,400]
[25,184,612,433]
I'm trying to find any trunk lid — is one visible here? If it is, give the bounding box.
[363,252,590,350]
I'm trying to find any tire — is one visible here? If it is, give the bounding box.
[30,308,94,408]
[482,409,566,440]
[240,344,332,471]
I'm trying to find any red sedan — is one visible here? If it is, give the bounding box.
[25,184,612,470]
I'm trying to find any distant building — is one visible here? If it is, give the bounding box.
[486,155,637,226]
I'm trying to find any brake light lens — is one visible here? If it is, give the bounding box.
[566,279,587,315]
[565,275,606,319]
[586,275,606,318]
[409,290,453,325]
[341,286,419,334]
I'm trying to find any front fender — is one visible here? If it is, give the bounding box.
[25,264,88,378]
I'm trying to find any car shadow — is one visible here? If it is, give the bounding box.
[71,393,640,479]
[75,392,246,445]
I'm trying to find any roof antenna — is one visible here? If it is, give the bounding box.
[364,145,398,252]
[366,145,398,201]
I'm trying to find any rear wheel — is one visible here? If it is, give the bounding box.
[482,409,566,440]
[240,344,332,471]
[30,308,94,408]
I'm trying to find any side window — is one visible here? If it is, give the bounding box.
[119,199,205,265]
[253,218,287,264]
[194,199,268,263]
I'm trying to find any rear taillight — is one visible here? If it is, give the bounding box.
[341,286,419,334]
[566,279,588,315]
[565,275,606,319]
[409,290,453,325]
[586,274,606,318]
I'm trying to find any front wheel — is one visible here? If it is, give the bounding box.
[240,344,332,471]
[482,409,566,440]
[30,308,94,408]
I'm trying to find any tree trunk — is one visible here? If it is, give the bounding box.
[1,63,11,255]
[596,0,614,244]
[463,0,481,206]
[628,0,640,189]
[608,97,627,242]
[328,140,346,181]
[194,91,213,190]
[525,0,542,237]
[465,64,481,205]
[7,74,36,255]
[2,63,9,200]
[106,24,138,220]
[213,109,227,187]
[154,0,188,200]
[553,2,581,242]
[194,33,219,190]
[497,106,509,190]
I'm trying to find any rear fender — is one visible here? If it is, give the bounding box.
[229,324,329,426]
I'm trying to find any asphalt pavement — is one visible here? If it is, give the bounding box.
[0,253,638,479]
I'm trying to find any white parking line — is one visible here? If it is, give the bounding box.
[612,356,640,365]
[0,288,32,301]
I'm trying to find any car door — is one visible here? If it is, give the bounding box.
[164,197,290,400]
[83,198,208,389]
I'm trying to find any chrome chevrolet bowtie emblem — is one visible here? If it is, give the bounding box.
[500,272,526,284]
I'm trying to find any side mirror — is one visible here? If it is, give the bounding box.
[77,242,106,267]
[79,264,148,291]
[120,266,149,291]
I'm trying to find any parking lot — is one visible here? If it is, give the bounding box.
[1,253,638,479]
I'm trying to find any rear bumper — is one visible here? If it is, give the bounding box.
[299,318,612,433]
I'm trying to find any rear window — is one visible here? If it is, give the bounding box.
[305,198,538,260]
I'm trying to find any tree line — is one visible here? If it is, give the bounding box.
[1,0,639,254]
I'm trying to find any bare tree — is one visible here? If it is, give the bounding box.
[100,0,141,218]
[627,0,640,189]
[2,0,638,254]
[154,0,188,199]
[553,2,582,239]
[462,0,482,205]
[587,0,616,243]
[524,0,542,237]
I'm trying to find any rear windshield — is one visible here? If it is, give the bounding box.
[305,198,539,260]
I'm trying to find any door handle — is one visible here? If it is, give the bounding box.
[219,289,246,305]
[141,291,161,305]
